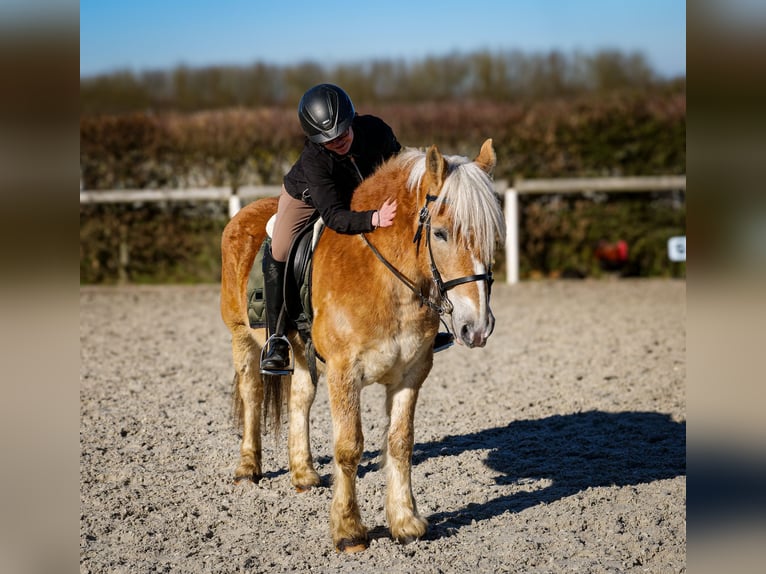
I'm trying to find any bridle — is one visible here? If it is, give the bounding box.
[361,194,493,316]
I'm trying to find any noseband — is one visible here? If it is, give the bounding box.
[361,194,493,316]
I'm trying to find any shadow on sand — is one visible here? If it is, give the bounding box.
[410,410,686,538]
[261,410,685,542]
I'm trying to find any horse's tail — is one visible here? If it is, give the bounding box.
[262,373,289,436]
[231,370,286,435]
[231,371,243,426]
[221,197,285,434]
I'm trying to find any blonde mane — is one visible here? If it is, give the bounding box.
[397,148,506,263]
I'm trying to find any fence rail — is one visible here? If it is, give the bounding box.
[512,175,686,194]
[80,176,686,284]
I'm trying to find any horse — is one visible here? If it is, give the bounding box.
[220,139,505,552]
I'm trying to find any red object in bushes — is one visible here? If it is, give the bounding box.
[594,240,629,266]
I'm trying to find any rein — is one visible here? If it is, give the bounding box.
[361,194,493,316]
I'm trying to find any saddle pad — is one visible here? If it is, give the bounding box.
[246,241,268,328]
[265,214,276,239]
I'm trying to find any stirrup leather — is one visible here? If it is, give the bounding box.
[259,334,294,375]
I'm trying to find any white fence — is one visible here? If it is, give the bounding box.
[79,185,283,218]
[502,175,686,283]
[80,176,686,284]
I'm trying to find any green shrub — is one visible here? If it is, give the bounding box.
[80,202,228,284]
[518,193,685,279]
[80,93,685,189]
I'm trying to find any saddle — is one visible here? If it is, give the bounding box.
[247,214,324,346]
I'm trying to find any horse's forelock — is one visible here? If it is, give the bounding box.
[401,148,505,263]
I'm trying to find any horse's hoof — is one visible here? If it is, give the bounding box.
[390,516,428,544]
[335,537,369,553]
[292,470,321,492]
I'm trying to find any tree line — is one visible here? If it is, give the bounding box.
[81,49,683,114]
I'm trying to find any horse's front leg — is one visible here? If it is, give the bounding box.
[327,365,368,552]
[384,374,429,543]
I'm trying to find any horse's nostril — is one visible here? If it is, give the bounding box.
[460,324,478,347]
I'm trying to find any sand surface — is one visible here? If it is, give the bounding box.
[80,279,686,573]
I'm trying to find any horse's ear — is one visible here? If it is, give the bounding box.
[474,138,496,174]
[425,144,447,193]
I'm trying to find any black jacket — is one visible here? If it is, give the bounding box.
[283,114,401,234]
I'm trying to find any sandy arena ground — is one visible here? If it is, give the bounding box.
[80,279,686,573]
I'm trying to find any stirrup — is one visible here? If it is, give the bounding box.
[433,332,455,353]
[260,334,294,375]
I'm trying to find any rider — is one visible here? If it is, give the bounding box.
[261,83,400,372]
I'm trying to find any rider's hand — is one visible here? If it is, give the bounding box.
[374,198,398,228]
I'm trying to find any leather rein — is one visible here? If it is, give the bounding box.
[361,194,493,316]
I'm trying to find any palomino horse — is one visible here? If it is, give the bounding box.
[220,139,505,552]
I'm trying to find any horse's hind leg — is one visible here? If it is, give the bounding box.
[384,371,429,543]
[231,327,263,482]
[287,365,321,491]
[327,364,368,552]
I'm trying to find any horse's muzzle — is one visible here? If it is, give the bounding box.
[457,313,495,348]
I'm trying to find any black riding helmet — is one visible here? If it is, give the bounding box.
[298,84,355,144]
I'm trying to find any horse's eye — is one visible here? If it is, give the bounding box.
[433,228,449,242]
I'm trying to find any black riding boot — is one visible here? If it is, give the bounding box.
[260,248,291,372]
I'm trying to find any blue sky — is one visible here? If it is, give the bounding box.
[80,0,686,78]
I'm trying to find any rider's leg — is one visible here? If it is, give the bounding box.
[261,244,290,371]
[260,187,316,372]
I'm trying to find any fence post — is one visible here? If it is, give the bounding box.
[228,188,241,218]
[504,187,519,284]
[118,223,129,285]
